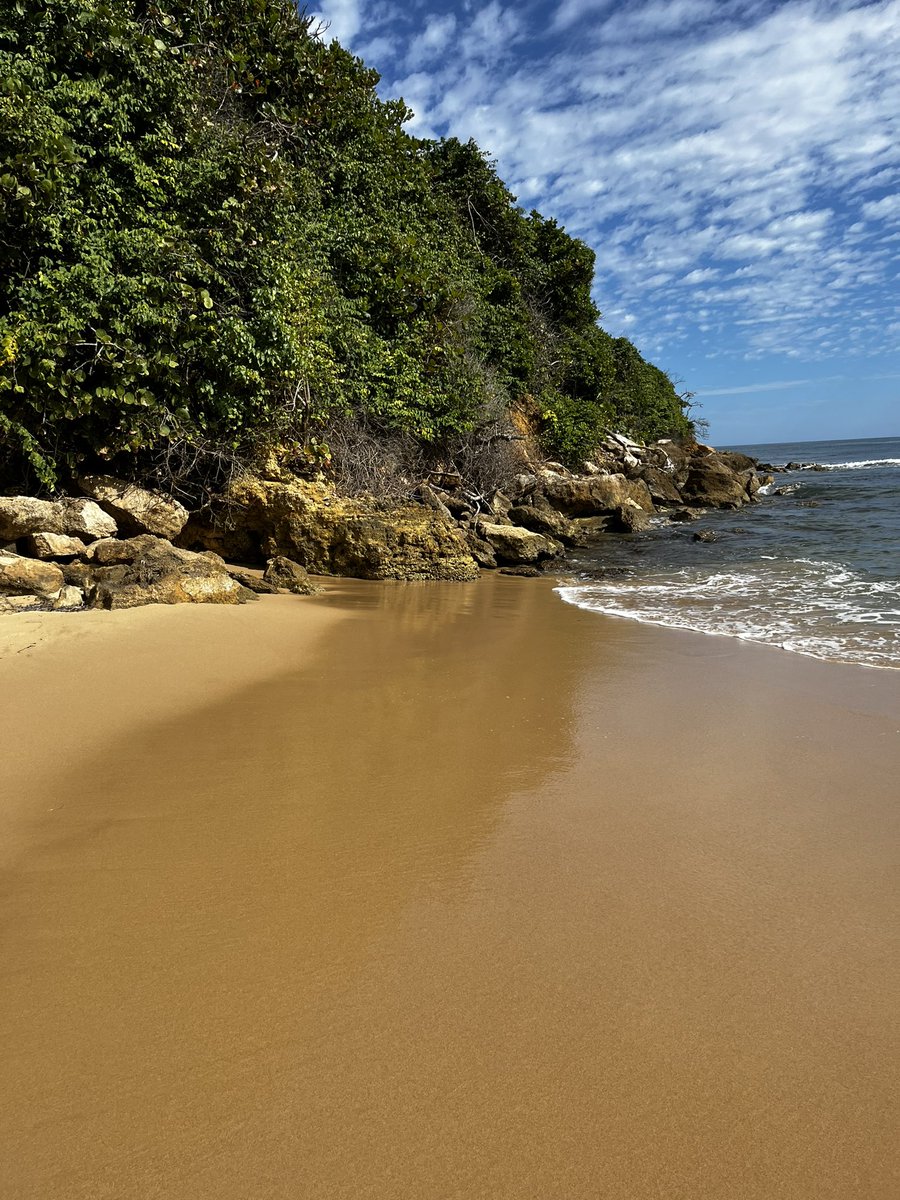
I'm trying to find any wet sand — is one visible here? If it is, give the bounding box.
[2,578,899,1198]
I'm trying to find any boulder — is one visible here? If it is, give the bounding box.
[78,475,188,539]
[609,503,651,534]
[0,496,116,542]
[681,456,748,509]
[507,502,580,545]
[0,552,64,598]
[498,565,541,577]
[53,585,85,610]
[0,498,65,541]
[22,532,86,559]
[464,533,497,569]
[693,530,719,543]
[262,556,322,595]
[414,483,453,521]
[75,535,254,609]
[639,466,683,507]
[541,472,654,517]
[179,477,479,582]
[227,569,281,595]
[475,521,563,566]
[61,498,119,540]
[669,508,703,523]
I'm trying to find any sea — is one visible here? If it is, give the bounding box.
[556,436,900,669]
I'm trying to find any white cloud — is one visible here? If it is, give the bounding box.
[311,0,363,46]
[315,0,900,366]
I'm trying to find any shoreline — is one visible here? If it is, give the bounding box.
[3,576,900,1197]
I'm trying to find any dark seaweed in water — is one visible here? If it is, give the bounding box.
[558,436,900,668]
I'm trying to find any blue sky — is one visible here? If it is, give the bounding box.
[310,0,899,445]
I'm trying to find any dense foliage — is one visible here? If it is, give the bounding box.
[0,0,692,493]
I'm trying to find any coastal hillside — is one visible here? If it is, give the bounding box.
[0,0,691,498]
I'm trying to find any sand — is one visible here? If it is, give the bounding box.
[2,578,899,1198]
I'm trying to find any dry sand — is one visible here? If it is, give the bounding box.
[2,578,899,1198]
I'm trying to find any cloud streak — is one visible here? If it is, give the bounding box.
[310,0,900,385]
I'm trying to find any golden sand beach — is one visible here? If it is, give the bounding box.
[2,578,899,1198]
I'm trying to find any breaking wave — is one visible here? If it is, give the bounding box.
[557,558,900,668]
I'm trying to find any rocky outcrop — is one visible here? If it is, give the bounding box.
[77,475,189,540]
[181,477,479,582]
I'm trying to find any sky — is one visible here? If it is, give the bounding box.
[309,0,899,445]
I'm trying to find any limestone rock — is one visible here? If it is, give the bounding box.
[464,533,497,569]
[78,535,253,609]
[180,477,479,582]
[60,498,118,540]
[227,569,281,595]
[0,498,66,541]
[53,585,85,610]
[541,472,654,517]
[639,466,683,507]
[22,532,86,559]
[78,475,188,539]
[507,502,580,545]
[609,504,651,534]
[263,556,322,595]
[0,552,64,598]
[681,456,748,509]
[475,521,563,566]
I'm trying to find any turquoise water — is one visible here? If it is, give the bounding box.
[557,437,900,668]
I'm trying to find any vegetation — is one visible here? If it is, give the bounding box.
[0,0,693,496]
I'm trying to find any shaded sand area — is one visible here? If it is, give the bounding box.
[2,579,899,1198]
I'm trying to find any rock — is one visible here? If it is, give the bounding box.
[0,496,116,542]
[75,535,254,609]
[716,451,758,473]
[488,490,513,519]
[0,552,64,598]
[0,498,66,541]
[499,565,541,577]
[179,477,479,582]
[90,573,254,609]
[227,569,281,594]
[77,474,188,539]
[693,529,719,543]
[61,498,118,540]
[464,533,497,569]
[681,455,748,509]
[415,483,453,522]
[21,532,86,559]
[639,466,683,507]
[507,502,580,545]
[263,556,322,595]
[609,503,651,534]
[508,473,541,503]
[669,508,703,523]
[475,521,563,566]
[541,472,654,517]
[53,585,85,610]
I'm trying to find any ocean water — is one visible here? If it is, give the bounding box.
[556,436,900,668]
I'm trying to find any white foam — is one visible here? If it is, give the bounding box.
[556,558,900,669]
[799,458,900,471]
